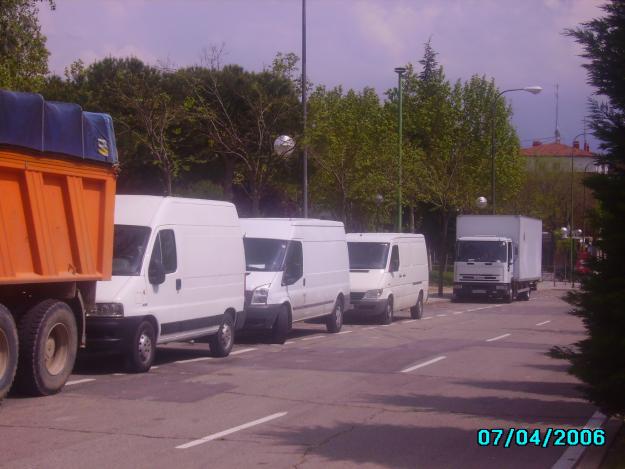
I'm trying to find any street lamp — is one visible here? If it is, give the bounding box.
[394,66,407,232]
[302,0,308,218]
[274,135,295,157]
[476,196,488,210]
[569,132,585,286]
[375,193,384,231]
[490,86,542,214]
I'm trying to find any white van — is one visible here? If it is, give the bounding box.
[87,196,246,372]
[347,233,429,323]
[241,218,350,343]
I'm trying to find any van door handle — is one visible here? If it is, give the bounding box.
[176,278,182,291]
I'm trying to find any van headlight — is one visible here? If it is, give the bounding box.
[364,289,383,299]
[251,284,270,305]
[88,303,124,318]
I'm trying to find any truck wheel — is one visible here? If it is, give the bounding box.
[326,297,344,333]
[381,298,393,325]
[16,300,77,396]
[270,306,290,344]
[410,293,424,319]
[210,314,234,357]
[0,305,18,401]
[126,320,156,373]
[505,286,513,304]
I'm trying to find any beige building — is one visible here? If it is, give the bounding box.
[521,140,604,173]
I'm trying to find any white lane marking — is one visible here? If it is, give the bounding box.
[301,335,325,341]
[284,341,295,345]
[402,319,417,324]
[176,356,213,364]
[381,324,393,327]
[176,412,288,450]
[423,317,433,320]
[436,314,448,317]
[65,378,96,386]
[112,373,126,376]
[485,333,511,342]
[230,348,257,355]
[401,356,447,373]
[551,411,607,469]
[363,326,378,330]
[151,366,159,369]
[452,311,463,315]
[337,330,353,335]
[536,320,551,326]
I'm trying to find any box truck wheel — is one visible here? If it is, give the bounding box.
[210,314,234,357]
[0,305,18,401]
[326,296,344,333]
[381,298,393,325]
[504,286,513,304]
[270,305,290,344]
[15,300,77,396]
[410,292,424,319]
[126,320,156,373]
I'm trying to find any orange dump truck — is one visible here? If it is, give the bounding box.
[0,90,117,398]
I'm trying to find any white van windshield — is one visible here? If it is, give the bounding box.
[348,242,390,269]
[456,240,507,263]
[112,225,151,276]
[243,238,288,271]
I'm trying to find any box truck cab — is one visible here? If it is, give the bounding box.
[453,215,542,303]
[241,218,350,343]
[347,233,429,324]
[88,196,246,372]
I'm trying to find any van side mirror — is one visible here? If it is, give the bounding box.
[148,260,166,285]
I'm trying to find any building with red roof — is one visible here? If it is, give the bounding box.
[521,139,604,173]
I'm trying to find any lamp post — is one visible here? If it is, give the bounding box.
[375,193,384,231]
[490,86,542,214]
[570,132,585,286]
[476,196,488,210]
[394,66,406,232]
[302,0,308,218]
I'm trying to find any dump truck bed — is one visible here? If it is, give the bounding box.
[0,148,116,284]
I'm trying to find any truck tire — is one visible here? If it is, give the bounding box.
[209,314,234,357]
[126,320,156,373]
[326,297,344,333]
[0,305,18,401]
[15,300,78,396]
[270,305,290,344]
[520,289,531,301]
[381,298,394,325]
[410,293,424,319]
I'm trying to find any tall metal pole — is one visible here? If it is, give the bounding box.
[302,0,308,218]
[394,68,405,232]
[570,132,585,287]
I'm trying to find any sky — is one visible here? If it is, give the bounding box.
[38,0,605,151]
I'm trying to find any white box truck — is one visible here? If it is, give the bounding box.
[452,215,542,302]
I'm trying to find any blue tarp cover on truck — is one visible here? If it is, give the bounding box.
[0,89,118,164]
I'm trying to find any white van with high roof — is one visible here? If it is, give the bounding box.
[88,195,246,372]
[347,233,428,323]
[241,218,350,343]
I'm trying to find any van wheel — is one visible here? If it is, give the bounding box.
[126,320,156,373]
[410,293,424,319]
[326,298,343,333]
[210,315,234,357]
[0,305,18,401]
[270,306,290,344]
[381,298,393,325]
[16,300,78,396]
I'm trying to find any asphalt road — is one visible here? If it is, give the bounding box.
[0,287,598,469]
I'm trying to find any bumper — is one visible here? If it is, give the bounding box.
[242,304,283,330]
[86,316,145,352]
[349,297,388,316]
[453,282,510,299]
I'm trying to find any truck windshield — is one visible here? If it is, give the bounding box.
[112,225,151,276]
[243,238,288,272]
[456,240,507,263]
[348,242,390,269]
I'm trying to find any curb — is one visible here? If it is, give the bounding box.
[576,417,624,468]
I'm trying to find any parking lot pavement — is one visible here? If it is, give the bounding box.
[0,289,604,469]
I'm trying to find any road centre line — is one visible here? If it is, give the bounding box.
[485,333,511,342]
[552,410,608,469]
[65,378,96,386]
[176,412,288,450]
[301,335,325,341]
[402,319,417,324]
[230,348,257,355]
[452,311,463,315]
[401,356,447,373]
[536,320,551,326]
[337,330,353,335]
[436,314,448,317]
[423,317,433,320]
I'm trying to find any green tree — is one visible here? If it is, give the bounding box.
[307,86,395,229]
[0,0,54,91]
[553,1,625,416]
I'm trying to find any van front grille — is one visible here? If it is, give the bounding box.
[350,292,365,301]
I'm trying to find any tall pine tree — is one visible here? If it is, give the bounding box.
[556,1,625,416]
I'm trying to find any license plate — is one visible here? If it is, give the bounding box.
[472,289,486,294]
